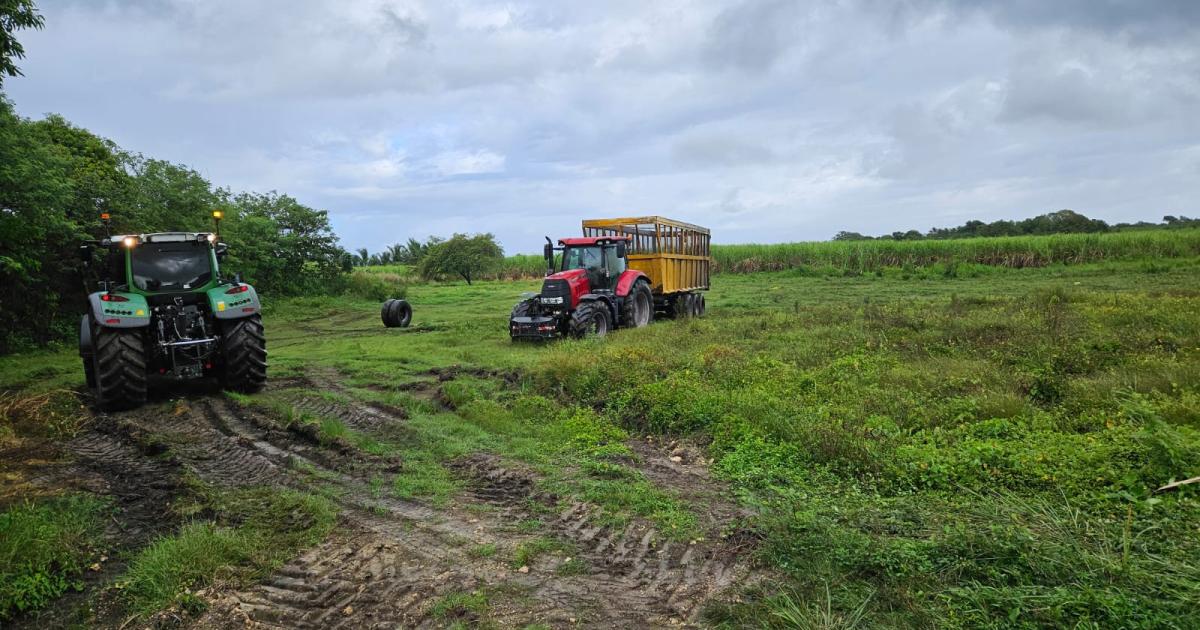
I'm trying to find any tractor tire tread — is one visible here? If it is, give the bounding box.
[569,301,611,339]
[221,315,268,393]
[92,327,148,410]
[619,280,653,329]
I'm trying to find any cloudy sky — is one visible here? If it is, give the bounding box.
[7,0,1200,253]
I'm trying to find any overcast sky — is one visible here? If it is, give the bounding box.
[7,0,1199,253]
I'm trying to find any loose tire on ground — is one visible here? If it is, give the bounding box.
[381,299,413,328]
[220,314,267,393]
[619,281,653,329]
[91,327,147,410]
[569,301,611,339]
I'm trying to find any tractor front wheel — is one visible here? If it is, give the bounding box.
[620,281,653,328]
[92,327,147,410]
[570,302,611,339]
[220,315,267,392]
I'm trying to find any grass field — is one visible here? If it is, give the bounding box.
[1,251,1198,626]
[369,228,1200,281]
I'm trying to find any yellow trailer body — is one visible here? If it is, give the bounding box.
[581,217,711,295]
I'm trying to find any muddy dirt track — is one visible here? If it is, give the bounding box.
[5,369,759,629]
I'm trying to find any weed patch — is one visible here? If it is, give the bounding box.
[0,494,110,619]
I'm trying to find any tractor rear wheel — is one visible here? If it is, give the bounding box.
[570,301,611,339]
[92,327,147,410]
[220,315,267,393]
[382,299,413,328]
[620,281,653,328]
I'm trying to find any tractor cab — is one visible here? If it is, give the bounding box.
[106,232,226,294]
[548,236,629,293]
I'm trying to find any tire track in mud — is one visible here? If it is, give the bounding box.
[35,366,755,628]
[453,453,754,624]
[185,384,756,628]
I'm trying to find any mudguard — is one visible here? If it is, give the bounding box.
[578,294,618,324]
[88,291,151,329]
[207,283,262,320]
[614,270,650,297]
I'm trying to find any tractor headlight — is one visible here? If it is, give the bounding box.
[122,236,137,248]
[541,296,563,305]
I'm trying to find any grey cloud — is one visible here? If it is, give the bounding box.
[5,0,1198,252]
[703,0,807,71]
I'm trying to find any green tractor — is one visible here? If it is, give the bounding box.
[78,212,266,410]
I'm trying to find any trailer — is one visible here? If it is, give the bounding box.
[581,216,711,317]
[509,216,711,340]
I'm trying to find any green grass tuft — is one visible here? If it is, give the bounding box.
[0,494,109,619]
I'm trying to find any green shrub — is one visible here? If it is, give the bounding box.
[343,271,407,302]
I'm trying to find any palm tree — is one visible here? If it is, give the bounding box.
[356,248,370,266]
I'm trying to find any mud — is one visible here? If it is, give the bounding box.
[5,367,757,628]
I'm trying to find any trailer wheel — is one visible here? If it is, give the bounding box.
[92,327,147,410]
[691,293,703,317]
[620,281,653,328]
[698,294,707,317]
[570,301,611,339]
[382,299,413,328]
[673,294,691,319]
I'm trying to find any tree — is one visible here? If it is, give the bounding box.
[1,0,44,85]
[833,231,870,241]
[417,233,503,284]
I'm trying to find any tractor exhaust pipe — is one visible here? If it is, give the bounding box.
[544,236,554,275]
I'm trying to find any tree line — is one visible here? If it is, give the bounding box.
[0,97,353,352]
[833,209,1199,242]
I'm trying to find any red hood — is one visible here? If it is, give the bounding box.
[544,268,589,308]
[546,268,586,282]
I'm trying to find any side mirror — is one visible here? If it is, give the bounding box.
[233,272,243,284]
[215,242,229,259]
[615,242,627,258]
[78,244,93,266]
[543,242,553,262]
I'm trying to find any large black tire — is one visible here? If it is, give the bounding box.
[81,316,96,389]
[511,299,534,319]
[698,293,707,317]
[569,301,611,339]
[690,293,702,317]
[619,281,653,329]
[220,315,267,393]
[382,299,413,328]
[673,293,692,319]
[92,327,147,410]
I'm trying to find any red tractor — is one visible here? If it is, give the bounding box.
[509,236,653,340]
[510,217,712,340]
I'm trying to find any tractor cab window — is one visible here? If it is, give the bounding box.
[562,246,603,273]
[604,245,626,276]
[131,242,213,291]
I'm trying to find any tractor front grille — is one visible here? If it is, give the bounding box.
[541,279,571,302]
